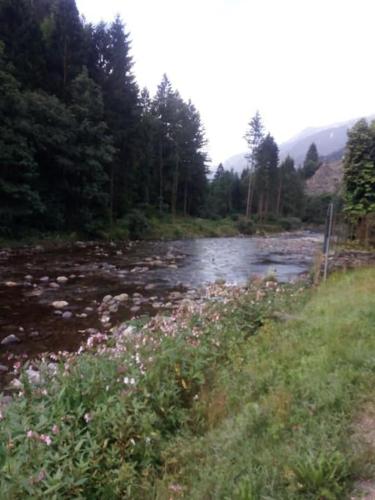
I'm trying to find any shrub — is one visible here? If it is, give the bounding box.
[279,217,302,231]
[125,210,150,239]
[236,217,255,235]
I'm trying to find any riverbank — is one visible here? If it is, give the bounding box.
[1,268,375,497]
[0,215,303,248]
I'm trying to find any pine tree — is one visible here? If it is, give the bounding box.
[41,0,86,97]
[277,155,304,216]
[254,134,279,219]
[67,68,115,230]
[244,111,264,217]
[0,44,44,234]
[0,0,47,89]
[343,118,375,244]
[301,142,320,179]
[101,16,140,218]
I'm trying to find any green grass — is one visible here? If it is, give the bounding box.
[145,215,240,239]
[0,269,374,498]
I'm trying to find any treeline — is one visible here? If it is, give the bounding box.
[207,112,321,222]
[0,0,207,235]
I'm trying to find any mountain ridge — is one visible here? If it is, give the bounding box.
[223,114,375,173]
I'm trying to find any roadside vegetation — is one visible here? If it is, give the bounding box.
[1,268,374,498]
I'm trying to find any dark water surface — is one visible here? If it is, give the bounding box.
[0,232,322,368]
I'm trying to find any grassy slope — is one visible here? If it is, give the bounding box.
[0,269,374,498]
[158,269,375,499]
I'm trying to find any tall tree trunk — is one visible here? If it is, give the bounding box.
[109,165,114,227]
[159,140,163,214]
[276,175,283,216]
[246,171,253,218]
[183,182,188,217]
[171,155,179,218]
[258,192,263,221]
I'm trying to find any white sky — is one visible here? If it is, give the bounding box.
[76,0,375,165]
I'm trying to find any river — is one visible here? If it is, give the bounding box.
[0,232,322,372]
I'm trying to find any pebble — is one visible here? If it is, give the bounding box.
[114,293,129,302]
[130,306,141,313]
[145,284,156,291]
[30,331,40,338]
[62,311,73,320]
[4,281,17,287]
[52,301,69,309]
[84,307,94,313]
[76,313,88,319]
[56,276,68,284]
[102,295,113,304]
[40,276,50,283]
[1,334,21,346]
[24,275,33,281]
[49,282,60,289]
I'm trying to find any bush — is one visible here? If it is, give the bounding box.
[279,217,302,231]
[125,210,150,239]
[236,217,255,235]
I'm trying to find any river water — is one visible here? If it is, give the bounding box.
[0,232,322,370]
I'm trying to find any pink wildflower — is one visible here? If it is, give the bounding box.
[52,425,59,435]
[39,434,52,446]
[84,413,92,423]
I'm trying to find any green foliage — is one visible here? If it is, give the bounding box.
[343,119,375,243]
[236,216,255,235]
[0,1,208,236]
[301,142,320,179]
[303,194,334,224]
[125,209,151,239]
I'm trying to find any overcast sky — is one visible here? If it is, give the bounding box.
[76,0,375,165]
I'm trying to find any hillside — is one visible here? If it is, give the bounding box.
[305,159,344,195]
[224,115,374,174]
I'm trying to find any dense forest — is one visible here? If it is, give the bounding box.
[2,0,372,240]
[0,0,208,236]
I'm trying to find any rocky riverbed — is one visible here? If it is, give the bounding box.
[0,232,323,386]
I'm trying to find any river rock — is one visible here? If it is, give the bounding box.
[114,293,129,302]
[168,264,178,269]
[40,276,50,283]
[62,311,73,320]
[4,281,17,287]
[49,282,60,289]
[24,275,33,281]
[54,310,63,316]
[102,295,112,304]
[130,306,140,313]
[30,331,40,338]
[76,313,88,319]
[1,335,21,346]
[56,276,68,284]
[52,301,69,309]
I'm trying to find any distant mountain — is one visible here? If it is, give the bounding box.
[223,114,375,173]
